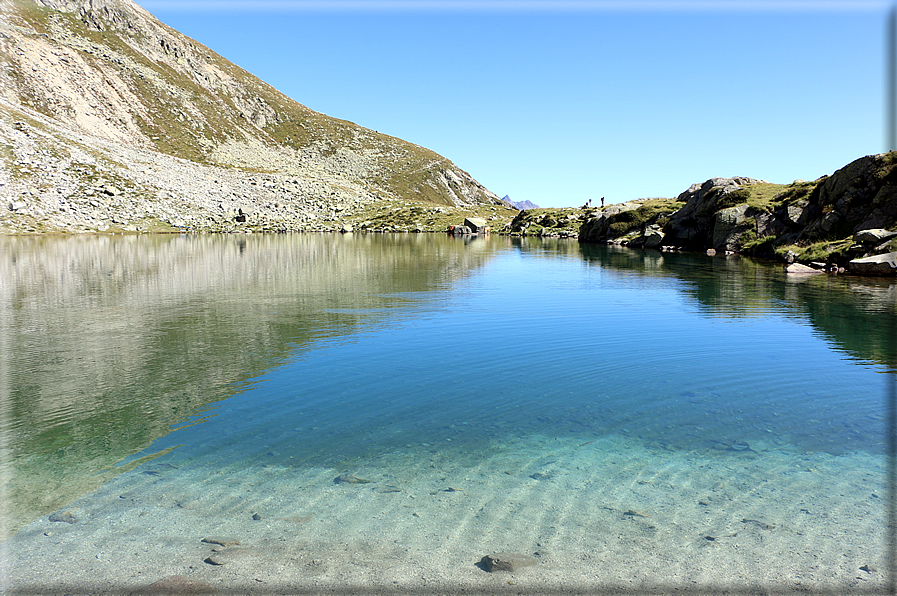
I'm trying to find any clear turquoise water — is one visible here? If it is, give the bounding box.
[1,233,891,592]
[123,236,887,467]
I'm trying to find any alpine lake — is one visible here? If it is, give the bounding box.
[0,232,892,594]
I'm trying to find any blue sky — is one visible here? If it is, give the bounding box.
[141,1,890,207]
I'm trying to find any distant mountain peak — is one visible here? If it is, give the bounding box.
[503,195,539,210]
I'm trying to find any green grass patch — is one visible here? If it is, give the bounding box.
[741,234,777,255]
[714,188,751,212]
[775,238,854,263]
[605,198,684,237]
[712,181,814,215]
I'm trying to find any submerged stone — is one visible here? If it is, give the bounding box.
[48,511,76,524]
[785,263,822,275]
[201,537,240,547]
[334,473,372,484]
[480,552,538,572]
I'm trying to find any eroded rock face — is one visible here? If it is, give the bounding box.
[802,154,897,240]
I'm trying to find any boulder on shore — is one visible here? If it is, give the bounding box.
[464,217,488,233]
[853,228,897,244]
[849,252,897,276]
[785,263,823,275]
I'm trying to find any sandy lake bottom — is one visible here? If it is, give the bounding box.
[1,432,887,595]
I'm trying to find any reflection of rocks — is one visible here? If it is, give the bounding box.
[578,243,897,372]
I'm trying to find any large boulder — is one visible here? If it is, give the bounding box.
[643,224,665,248]
[664,177,762,249]
[578,202,644,242]
[853,228,897,244]
[464,217,488,233]
[785,263,823,275]
[849,252,897,276]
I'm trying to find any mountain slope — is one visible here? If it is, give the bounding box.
[0,0,507,233]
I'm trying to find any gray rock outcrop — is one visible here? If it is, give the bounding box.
[578,202,644,242]
[712,204,754,251]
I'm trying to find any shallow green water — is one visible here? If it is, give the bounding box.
[1,233,892,592]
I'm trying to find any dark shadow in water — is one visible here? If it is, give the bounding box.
[577,243,897,370]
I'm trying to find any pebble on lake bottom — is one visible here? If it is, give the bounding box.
[480,553,539,572]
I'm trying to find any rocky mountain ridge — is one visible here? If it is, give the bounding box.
[0,0,510,234]
[502,195,538,210]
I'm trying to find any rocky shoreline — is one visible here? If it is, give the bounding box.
[504,152,897,276]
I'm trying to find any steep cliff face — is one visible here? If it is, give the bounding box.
[0,0,504,233]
